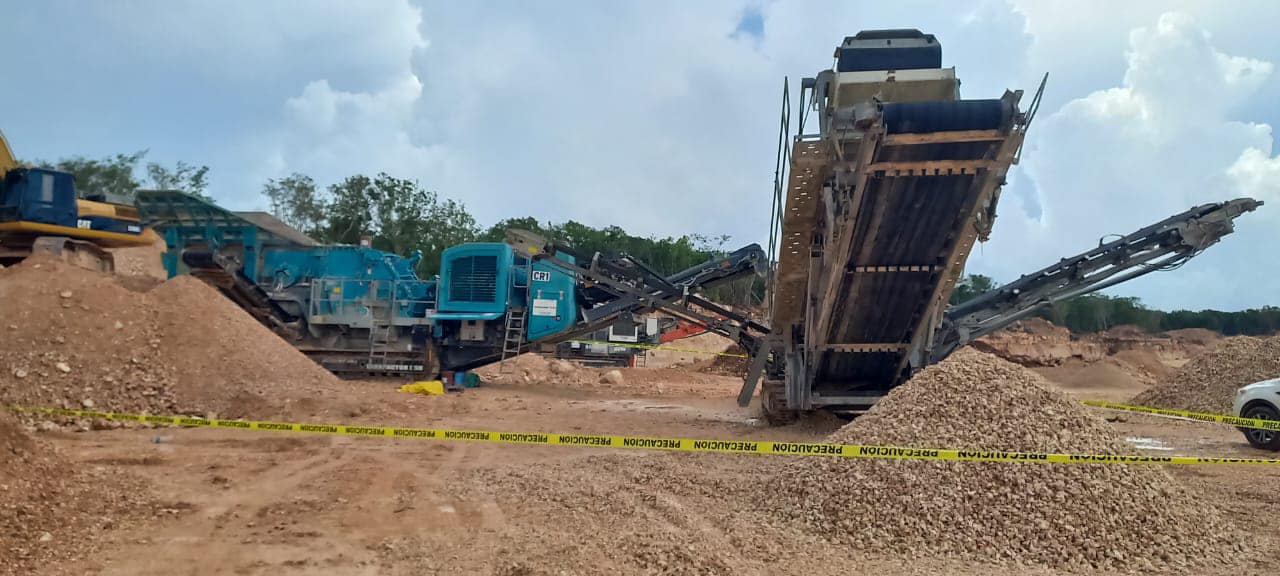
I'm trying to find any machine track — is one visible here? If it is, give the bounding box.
[760,380,799,425]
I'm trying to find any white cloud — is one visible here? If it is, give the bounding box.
[90,1,428,86]
[7,1,1276,311]
[967,12,1278,310]
[273,73,449,181]
[247,1,457,202]
[1229,148,1280,211]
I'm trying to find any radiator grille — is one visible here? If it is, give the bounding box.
[448,255,499,302]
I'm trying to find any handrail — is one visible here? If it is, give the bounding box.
[765,77,791,318]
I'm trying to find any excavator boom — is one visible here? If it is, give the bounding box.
[0,129,16,177]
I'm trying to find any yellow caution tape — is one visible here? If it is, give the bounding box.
[568,340,747,358]
[1082,400,1280,432]
[10,405,1280,465]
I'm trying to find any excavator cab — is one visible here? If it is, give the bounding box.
[0,130,153,271]
[0,167,79,228]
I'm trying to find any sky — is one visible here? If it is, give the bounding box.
[2,1,1278,311]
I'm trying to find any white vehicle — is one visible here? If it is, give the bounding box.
[1233,378,1280,450]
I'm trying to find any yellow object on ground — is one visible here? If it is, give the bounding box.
[398,380,445,395]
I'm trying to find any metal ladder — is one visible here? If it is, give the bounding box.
[367,280,395,371]
[499,259,533,373]
[498,307,526,372]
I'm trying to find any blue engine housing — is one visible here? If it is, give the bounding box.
[136,189,582,375]
[261,245,435,327]
[437,243,576,340]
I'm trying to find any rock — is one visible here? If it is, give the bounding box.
[114,320,124,330]
[37,421,60,432]
[550,360,576,375]
[765,349,1243,570]
[59,290,73,299]
[13,368,28,379]
[1134,334,1280,413]
[38,532,53,543]
[81,398,95,409]
[600,370,625,386]
[55,362,72,374]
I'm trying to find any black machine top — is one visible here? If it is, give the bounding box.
[836,28,942,73]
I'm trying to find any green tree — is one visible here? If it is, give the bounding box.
[322,173,479,276]
[480,218,728,277]
[950,274,997,305]
[479,217,548,243]
[263,173,327,239]
[146,160,211,200]
[324,175,376,245]
[478,216,759,306]
[414,193,479,277]
[41,151,146,202]
[1159,306,1280,336]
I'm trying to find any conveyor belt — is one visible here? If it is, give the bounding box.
[768,95,1027,408]
[768,139,830,334]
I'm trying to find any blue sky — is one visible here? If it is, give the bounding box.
[3,1,1278,311]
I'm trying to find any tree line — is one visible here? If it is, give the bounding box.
[261,172,760,304]
[40,152,735,274]
[34,150,211,202]
[43,148,761,304]
[951,274,1280,336]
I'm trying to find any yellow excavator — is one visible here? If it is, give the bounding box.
[0,129,156,271]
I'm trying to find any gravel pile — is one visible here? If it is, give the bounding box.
[765,348,1246,571]
[0,412,153,575]
[1132,335,1280,413]
[0,257,339,421]
[700,345,748,375]
[146,274,340,414]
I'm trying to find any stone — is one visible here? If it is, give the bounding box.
[765,349,1243,570]
[1134,334,1280,413]
[550,360,576,375]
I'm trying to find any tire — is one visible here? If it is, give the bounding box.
[1240,403,1280,451]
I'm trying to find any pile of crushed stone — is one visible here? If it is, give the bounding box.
[0,412,153,575]
[1132,334,1280,413]
[765,349,1247,571]
[699,345,748,375]
[0,257,340,421]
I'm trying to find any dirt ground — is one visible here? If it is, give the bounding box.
[18,358,1280,576]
